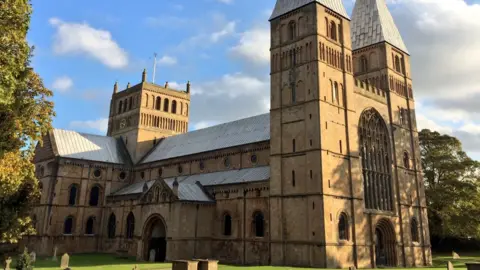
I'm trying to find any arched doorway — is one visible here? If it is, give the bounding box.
[375,219,397,267]
[143,215,167,262]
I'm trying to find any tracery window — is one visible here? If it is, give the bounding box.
[126,212,135,239]
[359,109,394,211]
[108,213,116,239]
[330,21,337,41]
[288,21,296,40]
[338,213,349,241]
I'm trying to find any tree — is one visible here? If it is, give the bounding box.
[419,129,480,241]
[0,0,55,244]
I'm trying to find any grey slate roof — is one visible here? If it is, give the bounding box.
[351,0,408,53]
[270,0,349,20]
[164,166,270,187]
[141,113,270,164]
[111,180,155,196]
[51,129,131,164]
[110,166,270,202]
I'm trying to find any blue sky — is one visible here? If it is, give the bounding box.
[29,0,480,158]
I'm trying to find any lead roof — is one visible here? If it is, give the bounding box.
[270,0,350,20]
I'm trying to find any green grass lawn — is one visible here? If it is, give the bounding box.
[13,252,480,270]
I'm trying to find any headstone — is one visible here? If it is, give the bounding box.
[60,253,70,269]
[349,266,357,270]
[52,246,58,261]
[132,265,139,270]
[149,249,156,262]
[448,261,455,270]
[4,257,12,270]
[453,251,460,259]
[30,251,36,263]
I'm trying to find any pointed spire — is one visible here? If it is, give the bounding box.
[351,0,408,53]
[186,81,191,93]
[113,81,118,94]
[142,69,147,82]
[270,0,349,21]
[165,81,169,88]
[127,82,131,88]
[172,178,179,197]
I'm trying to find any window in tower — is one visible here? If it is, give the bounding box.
[155,97,161,110]
[292,170,296,187]
[118,100,122,114]
[107,213,116,239]
[68,184,78,206]
[359,108,394,211]
[123,99,127,112]
[129,96,133,110]
[330,21,337,41]
[172,100,177,114]
[411,218,419,242]
[395,56,401,73]
[403,152,410,169]
[334,82,339,104]
[292,139,296,153]
[288,21,296,40]
[325,17,329,37]
[338,213,349,241]
[163,99,169,112]
[223,213,232,236]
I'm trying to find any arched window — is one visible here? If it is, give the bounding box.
[123,99,127,112]
[68,184,78,206]
[338,213,349,240]
[361,56,368,72]
[288,21,296,40]
[223,213,232,236]
[64,216,74,234]
[172,100,177,114]
[330,21,337,41]
[108,213,116,239]
[395,56,401,73]
[85,216,94,235]
[126,212,135,239]
[89,186,100,206]
[403,152,410,169]
[253,211,265,237]
[129,96,133,110]
[334,82,339,104]
[359,109,393,211]
[155,97,161,110]
[180,102,183,115]
[411,218,419,242]
[144,94,149,108]
[325,18,329,37]
[163,99,169,112]
[118,101,123,114]
[185,104,189,116]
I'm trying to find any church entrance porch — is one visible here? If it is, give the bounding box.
[143,215,167,262]
[374,219,397,267]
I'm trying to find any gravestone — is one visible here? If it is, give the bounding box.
[349,266,357,270]
[30,251,36,263]
[132,265,139,270]
[52,246,58,261]
[453,251,460,259]
[60,253,70,269]
[149,249,156,262]
[447,261,455,270]
[4,257,12,270]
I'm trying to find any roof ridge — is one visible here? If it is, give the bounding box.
[53,128,111,139]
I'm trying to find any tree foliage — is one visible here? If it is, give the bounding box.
[419,129,480,240]
[0,0,55,244]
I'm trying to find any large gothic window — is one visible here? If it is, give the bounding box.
[359,109,394,211]
[338,213,349,241]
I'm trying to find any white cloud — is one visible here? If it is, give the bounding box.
[52,76,73,93]
[49,18,128,69]
[193,121,219,130]
[69,118,109,134]
[157,55,177,66]
[230,26,270,65]
[217,0,233,4]
[210,21,236,43]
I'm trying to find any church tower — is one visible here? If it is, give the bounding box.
[269,0,355,267]
[107,70,191,163]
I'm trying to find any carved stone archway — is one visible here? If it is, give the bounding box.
[143,215,167,262]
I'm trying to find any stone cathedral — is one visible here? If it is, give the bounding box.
[27,0,432,268]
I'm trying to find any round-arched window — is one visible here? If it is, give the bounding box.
[224,157,230,168]
[178,165,183,174]
[251,154,258,164]
[158,168,163,177]
[119,171,127,180]
[199,161,205,171]
[140,171,145,179]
